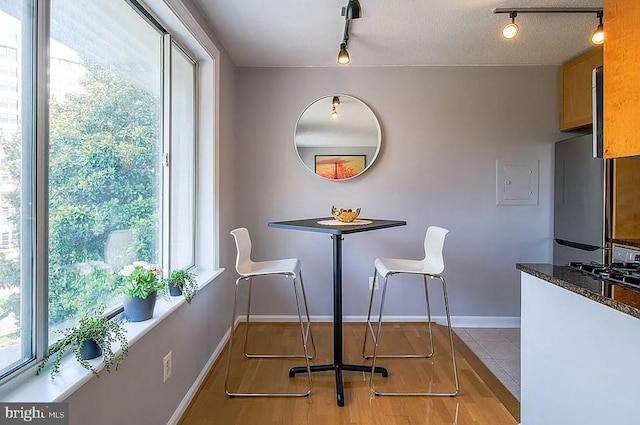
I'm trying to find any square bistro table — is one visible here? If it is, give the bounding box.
[268,217,407,406]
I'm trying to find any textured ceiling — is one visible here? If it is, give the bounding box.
[188,0,604,67]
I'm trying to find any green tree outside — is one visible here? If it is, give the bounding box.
[0,63,160,330]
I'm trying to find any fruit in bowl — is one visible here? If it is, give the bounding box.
[332,206,361,223]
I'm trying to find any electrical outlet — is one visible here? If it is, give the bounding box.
[163,351,172,383]
[368,276,378,290]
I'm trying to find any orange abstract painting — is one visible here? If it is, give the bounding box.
[315,155,366,180]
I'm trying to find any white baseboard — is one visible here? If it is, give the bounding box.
[238,315,520,328]
[167,317,241,425]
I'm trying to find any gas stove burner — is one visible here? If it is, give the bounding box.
[612,262,639,268]
[624,275,640,286]
[568,262,607,273]
[611,262,640,272]
[567,260,640,289]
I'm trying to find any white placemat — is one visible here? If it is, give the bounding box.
[317,219,373,226]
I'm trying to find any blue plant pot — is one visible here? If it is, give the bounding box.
[123,291,157,322]
[169,283,183,297]
[80,339,102,360]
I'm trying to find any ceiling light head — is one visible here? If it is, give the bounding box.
[502,12,519,40]
[331,96,340,119]
[591,24,604,44]
[337,43,350,65]
[503,22,519,39]
[591,13,604,45]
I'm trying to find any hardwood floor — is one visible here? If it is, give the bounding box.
[179,323,519,425]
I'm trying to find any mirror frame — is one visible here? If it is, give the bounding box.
[293,94,382,181]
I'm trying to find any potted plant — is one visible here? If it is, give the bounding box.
[36,306,129,380]
[167,269,198,303]
[121,261,166,322]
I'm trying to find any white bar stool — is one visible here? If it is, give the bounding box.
[362,226,460,397]
[224,227,315,397]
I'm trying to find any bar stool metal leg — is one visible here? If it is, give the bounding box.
[362,272,435,359]
[368,275,389,393]
[224,276,243,396]
[440,275,460,396]
[423,274,435,358]
[298,270,317,359]
[368,273,460,397]
[242,273,315,359]
[361,266,378,359]
[224,274,313,397]
[292,272,313,395]
[242,277,254,357]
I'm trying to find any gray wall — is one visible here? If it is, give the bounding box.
[235,66,561,319]
[63,5,240,425]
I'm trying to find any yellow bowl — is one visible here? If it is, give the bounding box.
[331,206,361,223]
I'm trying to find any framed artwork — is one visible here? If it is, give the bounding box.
[314,155,366,180]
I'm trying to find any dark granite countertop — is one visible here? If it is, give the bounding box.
[516,263,640,320]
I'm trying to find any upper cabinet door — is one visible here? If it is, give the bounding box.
[604,0,640,158]
[559,47,603,131]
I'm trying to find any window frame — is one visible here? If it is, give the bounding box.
[167,39,198,271]
[0,0,212,388]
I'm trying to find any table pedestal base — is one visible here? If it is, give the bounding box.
[289,363,388,406]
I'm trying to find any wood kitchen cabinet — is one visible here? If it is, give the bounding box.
[612,157,640,240]
[603,0,640,158]
[559,47,602,131]
[612,285,640,310]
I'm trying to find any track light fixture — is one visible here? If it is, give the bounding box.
[331,96,340,119]
[502,12,519,39]
[591,12,604,45]
[494,7,604,45]
[337,0,361,65]
[338,43,350,65]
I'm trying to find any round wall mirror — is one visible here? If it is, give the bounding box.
[294,94,381,180]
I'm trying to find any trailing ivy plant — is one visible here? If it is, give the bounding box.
[36,306,129,380]
[167,269,198,303]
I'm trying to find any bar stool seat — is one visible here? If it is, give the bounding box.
[225,227,315,397]
[374,258,434,276]
[243,258,300,276]
[363,225,460,397]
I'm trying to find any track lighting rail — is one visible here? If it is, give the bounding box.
[494,7,604,45]
[494,7,603,14]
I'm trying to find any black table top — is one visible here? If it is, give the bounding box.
[268,217,406,235]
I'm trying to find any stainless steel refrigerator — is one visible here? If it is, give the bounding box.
[553,134,610,265]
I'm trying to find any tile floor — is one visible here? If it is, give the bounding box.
[454,327,521,400]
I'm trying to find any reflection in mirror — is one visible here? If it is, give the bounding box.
[294,94,381,180]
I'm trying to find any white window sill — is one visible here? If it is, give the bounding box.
[0,268,224,402]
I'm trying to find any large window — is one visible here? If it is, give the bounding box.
[0,0,202,382]
[47,0,163,338]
